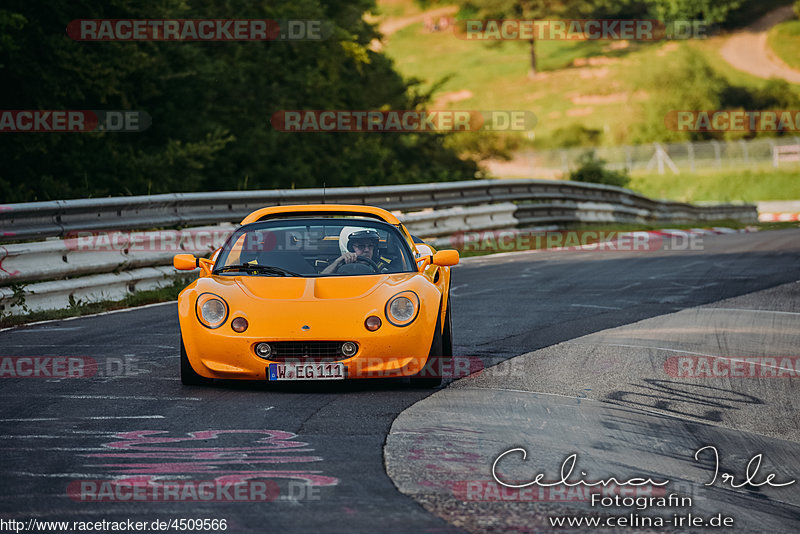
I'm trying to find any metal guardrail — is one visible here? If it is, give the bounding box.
[398,203,518,238]
[515,201,756,227]
[0,179,754,243]
[0,266,178,316]
[0,180,757,315]
[0,225,233,285]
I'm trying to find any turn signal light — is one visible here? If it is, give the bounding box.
[365,316,382,331]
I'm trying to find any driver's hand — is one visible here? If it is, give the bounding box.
[341,252,357,264]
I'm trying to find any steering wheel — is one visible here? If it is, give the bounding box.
[334,255,379,274]
[353,255,379,271]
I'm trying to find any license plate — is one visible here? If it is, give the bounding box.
[267,362,345,381]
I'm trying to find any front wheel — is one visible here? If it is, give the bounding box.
[181,337,213,386]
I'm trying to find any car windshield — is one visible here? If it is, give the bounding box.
[213,218,416,277]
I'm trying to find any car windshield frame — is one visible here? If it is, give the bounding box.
[212,217,417,278]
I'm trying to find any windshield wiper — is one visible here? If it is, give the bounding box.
[214,264,302,277]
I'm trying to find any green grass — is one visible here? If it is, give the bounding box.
[0,277,192,329]
[768,18,800,71]
[628,167,800,202]
[386,20,664,145]
[758,220,800,230]
[381,0,800,148]
[374,0,423,18]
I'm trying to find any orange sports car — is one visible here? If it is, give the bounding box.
[173,204,458,387]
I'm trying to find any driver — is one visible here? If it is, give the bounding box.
[322,229,393,274]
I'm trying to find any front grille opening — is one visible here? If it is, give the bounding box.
[259,341,356,362]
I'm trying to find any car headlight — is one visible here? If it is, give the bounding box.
[196,293,229,329]
[385,291,420,327]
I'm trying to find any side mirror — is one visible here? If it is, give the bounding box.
[432,250,459,267]
[174,254,198,271]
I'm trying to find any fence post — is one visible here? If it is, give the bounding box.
[686,142,695,172]
[711,140,721,169]
[770,139,778,168]
[739,139,748,166]
[655,142,663,174]
[560,150,568,174]
[647,143,678,175]
[625,145,632,172]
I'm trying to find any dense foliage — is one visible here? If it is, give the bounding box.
[569,151,630,187]
[633,47,800,143]
[0,0,477,202]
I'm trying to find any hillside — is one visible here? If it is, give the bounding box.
[378,0,800,149]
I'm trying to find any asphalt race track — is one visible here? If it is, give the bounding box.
[1,228,799,533]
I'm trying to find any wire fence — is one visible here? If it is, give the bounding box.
[521,137,800,177]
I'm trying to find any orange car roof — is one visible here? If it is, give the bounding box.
[240,204,402,226]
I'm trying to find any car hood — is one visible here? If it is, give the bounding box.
[233,273,418,300]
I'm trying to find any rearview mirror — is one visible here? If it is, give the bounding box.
[173,254,198,271]
[432,250,459,267]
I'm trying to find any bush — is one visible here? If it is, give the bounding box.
[444,131,522,162]
[632,47,727,143]
[632,46,800,144]
[547,124,603,148]
[569,151,630,188]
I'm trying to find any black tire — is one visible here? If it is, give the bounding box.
[181,337,213,386]
[409,298,450,388]
[442,296,453,359]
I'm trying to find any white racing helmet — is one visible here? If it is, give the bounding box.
[339,227,380,256]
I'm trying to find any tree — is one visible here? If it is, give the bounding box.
[452,1,629,76]
[643,0,744,24]
[0,0,477,202]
